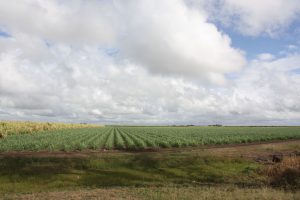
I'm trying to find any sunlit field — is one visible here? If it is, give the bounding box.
[0,121,100,138]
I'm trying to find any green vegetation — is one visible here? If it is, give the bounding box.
[0,126,300,152]
[1,139,299,199]
[0,153,262,193]
[1,148,299,196]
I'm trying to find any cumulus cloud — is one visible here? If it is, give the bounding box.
[0,0,299,125]
[1,43,299,124]
[0,0,116,45]
[117,0,245,84]
[226,55,300,122]
[0,0,246,84]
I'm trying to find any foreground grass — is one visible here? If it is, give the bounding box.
[0,155,262,193]
[2,186,300,200]
[0,141,299,199]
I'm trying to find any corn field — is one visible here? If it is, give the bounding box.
[0,121,99,138]
[0,126,300,152]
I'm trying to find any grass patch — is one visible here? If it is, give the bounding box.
[0,152,263,194]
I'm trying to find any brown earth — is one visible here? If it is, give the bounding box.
[0,139,299,161]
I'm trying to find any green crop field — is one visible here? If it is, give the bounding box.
[0,126,300,152]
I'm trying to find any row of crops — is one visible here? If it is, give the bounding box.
[0,126,300,152]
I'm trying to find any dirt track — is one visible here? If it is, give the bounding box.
[0,139,299,158]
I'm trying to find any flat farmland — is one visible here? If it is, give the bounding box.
[1,126,300,152]
[1,124,300,198]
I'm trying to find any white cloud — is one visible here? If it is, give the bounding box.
[256,53,275,61]
[0,0,299,125]
[0,43,299,124]
[0,0,246,84]
[0,0,116,45]
[205,0,300,36]
[117,0,245,84]
[288,44,298,50]
[227,55,300,122]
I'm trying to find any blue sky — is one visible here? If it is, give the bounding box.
[0,0,300,125]
[0,30,11,38]
[216,20,300,60]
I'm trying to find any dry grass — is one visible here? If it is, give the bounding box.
[264,156,300,188]
[1,188,138,200]
[0,121,101,138]
[136,186,300,200]
[2,186,299,200]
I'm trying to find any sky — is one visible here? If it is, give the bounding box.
[0,0,300,125]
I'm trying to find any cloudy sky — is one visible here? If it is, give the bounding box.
[0,0,300,125]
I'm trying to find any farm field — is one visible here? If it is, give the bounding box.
[0,126,300,152]
[0,122,300,199]
[2,1,300,199]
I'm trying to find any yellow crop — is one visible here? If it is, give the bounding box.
[0,121,101,138]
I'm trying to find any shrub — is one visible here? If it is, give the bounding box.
[264,156,300,188]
